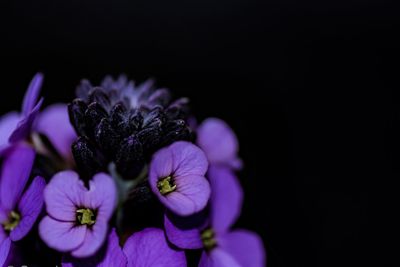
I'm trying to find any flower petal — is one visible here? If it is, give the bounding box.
[36,104,77,159]
[9,98,43,143]
[170,141,208,177]
[44,171,86,221]
[21,73,44,116]
[0,238,11,267]
[218,230,266,267]
[10,176,45,241]
[149,145,174,179]
[62,228,127,267]
[124,228,186,267]
[159,174,210,216]
[71,220,108,258]
[39,216,86,252]
[197,118,241,169]
[208,165,243,233]
[0,112,20,148]
[164,212,205,249]
[0,145,35,211]
[198,249,241,267]
[0,206,8,223]
[86,173,117,221]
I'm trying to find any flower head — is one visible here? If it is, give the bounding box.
[149,141,210,216]
[69,75,193,179]
[0,145,46,266]
[197,118,242,170]
[39,171,117,258]
[165,165,265,267]
[62,228,186,267]
[0,73,77,160]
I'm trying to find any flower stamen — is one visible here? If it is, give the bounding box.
[2,211,21,232]
[76,208,96,226]
[157,176,177,195]
[201,228,217,251]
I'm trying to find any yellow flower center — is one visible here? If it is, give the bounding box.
[2,211,21,232]
[76,208,96,226]
[157,176,177,195]
[201,228,218,251]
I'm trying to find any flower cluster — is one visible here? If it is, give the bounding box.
[0,74,265,267]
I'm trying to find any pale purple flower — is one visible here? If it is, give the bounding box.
[165,166,265,267]
[62,228,186,267]
[0,73,77,159]
[197,118,242,170]
[0,145,46,266]
[39,171,117,258]
[149,141,211,216]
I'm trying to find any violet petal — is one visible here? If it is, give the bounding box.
[208,165,243,234]
[39,216,86,252]
[44,171,86,221]
[124,228,187,267]
[71,220,108,258]
[62,229,127,267]
[197,118,241,169]
[10,176,46,241]
[218,230,266,267]
[0,145,35,211]
[36,104,77,159]
[9,98,43,143]
[164,212,205,249]
[21,73,44,116]
[0,237,11,267]
[198,249,241,267]
[0,112,20,148]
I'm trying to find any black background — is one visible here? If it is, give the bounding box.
[1,0,399,266]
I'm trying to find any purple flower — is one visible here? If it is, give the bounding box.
[149,141,211,216]
[165,166,265,267]
[0,73,44,153]
[0,73,77,159]
[0,145,46,266]
[62,228,186,267]
[39,171,117,258]
[197,118,242,170]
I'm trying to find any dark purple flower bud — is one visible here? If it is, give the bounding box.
[94,118,121,156]
[71,136,107,180]
[84,102,108,132]
[68,99,88,137]
[75,79,92,101]
[88,87,111,112]
[115,135,144,178]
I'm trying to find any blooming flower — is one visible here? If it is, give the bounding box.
[149,141,210,216]
[0,73,77,160]
[0,73,44,153]
[62,228,187,267]
[0,145,46,266]
[165,165,265,267]
[197,118,242,170]
[39,171,117,258]
[69,75,192,179]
